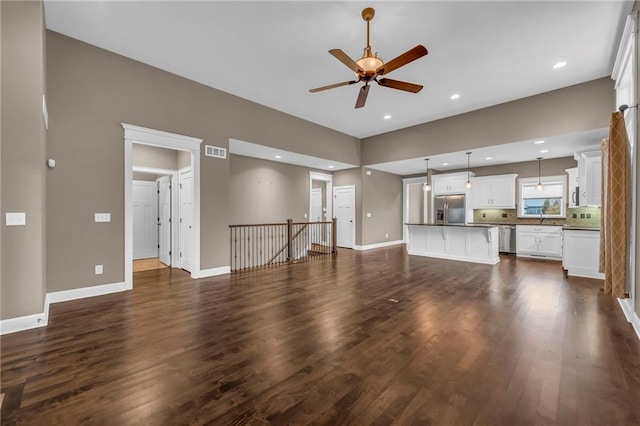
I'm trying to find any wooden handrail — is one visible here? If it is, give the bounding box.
[268,222,310,265]
[229,221,332,228]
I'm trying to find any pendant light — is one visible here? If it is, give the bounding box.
[536,157,544,190]
[465,152,472,189]
[423,158,431,192]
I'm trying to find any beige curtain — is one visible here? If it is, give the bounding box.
[599,111,628,298]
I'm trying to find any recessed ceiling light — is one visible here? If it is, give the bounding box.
[540,149,549,153]
[450,94,460,100]
[485,157,493,160]
[442,162,449,166]
[553,61,567,69]
[274,155,282,159]
[383,115,391,120]
[328,165,335,169]
[534,140,545,144]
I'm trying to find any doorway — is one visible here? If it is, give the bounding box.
[123,124,202,290]
[333,185,355,249]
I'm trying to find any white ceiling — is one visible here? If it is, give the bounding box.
[367,127,607,175]
[44,1,633,139]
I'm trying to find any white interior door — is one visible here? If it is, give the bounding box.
[179,168,194,272]
[333,185,355,249]
[158,175,171,266]
[310,188,322,221]
[132,180,158,260]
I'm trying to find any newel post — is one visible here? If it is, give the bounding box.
[286,219,293,261]
[331,218,338,256]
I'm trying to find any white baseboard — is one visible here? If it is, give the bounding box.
[46,281,127,304]
[0,312,48,335]
[0,281,127,336]
[194,266,231,278]
[354,240,404,251]
[617,298,640,341]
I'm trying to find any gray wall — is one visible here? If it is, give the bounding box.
[1,1,47,319]
[177,150,191,170]
[363,78,614,165]
[46,31,360,293]
[132,172,162,181]
[132,144,178,170]
[361,168,403,245]
[229,154,313,224]
[407,184,424,224]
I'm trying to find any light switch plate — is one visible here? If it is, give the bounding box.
[366,212,372,218]
[95,213,111,222]
[95,265,103,275]
[6,212,26,226]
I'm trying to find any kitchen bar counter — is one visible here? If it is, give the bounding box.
[406,224,499,265]
[406,223,497,228]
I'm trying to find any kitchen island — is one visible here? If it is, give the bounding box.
[406,223,500,265]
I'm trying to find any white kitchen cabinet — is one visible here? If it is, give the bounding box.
[470,174,517,208]
[565,167,579,208]
[516,225,563,260]
[575,151,601,207]
[432,172,474,195]
[562,229,604,279]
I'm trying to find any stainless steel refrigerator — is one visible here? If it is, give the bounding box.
[434,195,466,224]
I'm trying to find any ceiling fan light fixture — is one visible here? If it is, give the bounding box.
[356,55,383,74]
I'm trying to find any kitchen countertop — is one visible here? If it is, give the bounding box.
[469,222,564,226]
[562,226,601,231]
[406,223,498,228]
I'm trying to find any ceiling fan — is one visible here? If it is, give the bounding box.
[309,7,428,109]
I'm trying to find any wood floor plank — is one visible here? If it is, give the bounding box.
[2,247,640,424]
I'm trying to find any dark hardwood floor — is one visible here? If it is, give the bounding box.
[2,247,640,424]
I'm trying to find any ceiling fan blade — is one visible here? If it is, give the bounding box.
[378,78,423,93]
[309,80,358,93]
[355,85,370,109]
[329,49,364,74]
[376,45,428,76]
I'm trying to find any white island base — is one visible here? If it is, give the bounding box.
[406,224,500,265]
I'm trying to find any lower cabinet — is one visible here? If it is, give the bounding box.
[516,225,563,260]
[562,230,604,279]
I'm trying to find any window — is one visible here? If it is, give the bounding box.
[518,175,566,218]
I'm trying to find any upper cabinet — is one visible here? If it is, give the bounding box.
[432,172,474,195]
[575,151,601,207]
[470,174,517,209]
[566,167,579,208]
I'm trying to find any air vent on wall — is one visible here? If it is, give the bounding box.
[205,145,227,159]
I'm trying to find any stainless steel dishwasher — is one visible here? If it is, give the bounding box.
[499,225,516,254]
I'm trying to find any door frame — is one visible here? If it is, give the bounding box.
[133,166,180,268]
[309,171,332,222]
[123,124,202,290]
[333,184,356,249]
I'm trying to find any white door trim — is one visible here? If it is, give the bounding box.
[309,171,333,223]
[333,184,356,249]
[123,123,202,290]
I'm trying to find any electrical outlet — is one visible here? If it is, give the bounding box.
[304,213,307,219]
[580,213,585,219]
[95,265,103,275]
[385,233,389,238]
[572,213,577,218]
[482,213,486,218]
[586,213,591,218]
[366,212,372,218]
[502,213,508,218]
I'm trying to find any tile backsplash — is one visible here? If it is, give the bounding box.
[473,207,601,227]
